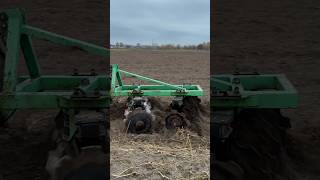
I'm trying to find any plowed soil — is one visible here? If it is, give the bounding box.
[212,0,320,179]
[110,49,210,179]
[0,1,211,180]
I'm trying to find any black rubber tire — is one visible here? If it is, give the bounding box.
[126,111,152,134]
[213,160,244,180]
[215,109,294,180]
[63,164,107,180]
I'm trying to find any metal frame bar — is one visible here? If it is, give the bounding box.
[0,8,203,113]
[110,64,203,97]
[21,25,108,57]
[211,74,298,108]
[1,8,298,111]
[1,75,110,109]
[0,9,110,111]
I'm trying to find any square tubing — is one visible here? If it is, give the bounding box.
[3,10,23,92]
[20,34,41,78]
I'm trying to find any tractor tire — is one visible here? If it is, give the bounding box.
[47,111,108,180]
[46,143,107,180]
[62,163,107,180]
[218,109,296,180]
[212,160,244,180]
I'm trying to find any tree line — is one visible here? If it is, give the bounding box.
[112,41,210,50]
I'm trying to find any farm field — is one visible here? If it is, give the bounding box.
[110,49,210,179]
[212,0,320,179]
[0,1,210,179]
[0,0,107,179]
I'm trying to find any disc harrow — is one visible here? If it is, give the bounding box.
[0,8,300,179]
[0,8,204,161]
[211,73,298,178]
[110,63,204,133]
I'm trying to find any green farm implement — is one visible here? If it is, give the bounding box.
[0,8,299,175]
[211,73,298,160]
[110,64,203,133]
[0,9,110,153]
[0,8,204,152]
[211,74,297,108]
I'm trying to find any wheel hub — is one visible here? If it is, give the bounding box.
[135,120,145,130]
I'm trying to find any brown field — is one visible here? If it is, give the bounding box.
[0,1,210,180]
[110,49,210,179]
[213,0,320,179]
[0,0,107,180]
[1,0,318,179]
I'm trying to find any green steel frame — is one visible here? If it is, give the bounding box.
[211,74,298,108]
[0,8,299,144]
[110,64,203,97]
[0,9,110,111]
[0,8,298,116]
[0,8,203,114]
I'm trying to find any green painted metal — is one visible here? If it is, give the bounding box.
[20,34,41,78]
[0,8,299,140]
[0,8,203,111]
[0,8,204,140]
[0,9,112,141]
[110,64,203,97]
[3,9,23,93]
[211,74,298,108]
[0,9,110,111]
[22,25,109,57]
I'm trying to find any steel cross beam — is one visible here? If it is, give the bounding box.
[211,74,298,109]
[111,64,203,97]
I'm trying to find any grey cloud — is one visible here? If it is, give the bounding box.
[111,0,210,45]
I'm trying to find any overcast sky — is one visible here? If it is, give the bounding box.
[111,0,210,45]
